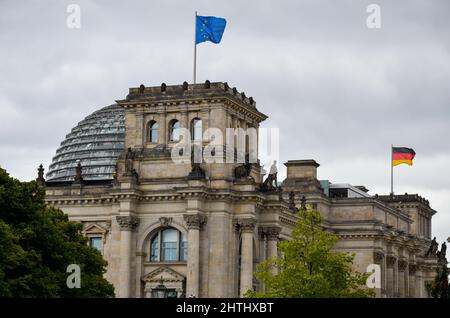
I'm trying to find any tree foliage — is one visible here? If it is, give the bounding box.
[429,264,449,298]
[0,167,115,297]
[246,208,374,298]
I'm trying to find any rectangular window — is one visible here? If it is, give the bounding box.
[89,237,103,252]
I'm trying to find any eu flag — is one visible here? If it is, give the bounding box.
[196,15,227,44]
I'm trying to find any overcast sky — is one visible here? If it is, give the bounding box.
[0,0,449,244]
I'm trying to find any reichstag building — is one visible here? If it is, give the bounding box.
[40,81,443,298]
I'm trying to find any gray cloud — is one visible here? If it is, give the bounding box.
[0,0,449,243]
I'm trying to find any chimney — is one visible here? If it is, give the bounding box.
[282,160,323,195]
[285,159,320,179]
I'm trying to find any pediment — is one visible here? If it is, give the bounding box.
[142,266,185,283]
[83,223,108,234]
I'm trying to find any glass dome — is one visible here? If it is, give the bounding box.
[46,104,125,182]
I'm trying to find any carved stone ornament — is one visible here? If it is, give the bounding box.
[386,255,397,267]
[36,164,45,186]
[124,147,135,176]
[409,263,417,274]
[264,227,281,241]
[373,251,385,264]
[300,195,307,211]
[183,214,207,230]
[116,215,139,231]
[238,218,257,233]
[159,217,173,228]
[398,259,408,271]
[288,191,296,212]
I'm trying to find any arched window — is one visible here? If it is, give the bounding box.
[169,120,180,142]
[191,118,202,141]
[148,121,159,143]
[150,228,187,262]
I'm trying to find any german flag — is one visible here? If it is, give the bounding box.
[392,147,416,166]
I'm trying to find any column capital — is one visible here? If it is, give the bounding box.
[386,255,397,267]
[408,263,417,274]
[184,214,207,230]
[238,218,257,233]
[261,226,281,241]
[373,251,385,264]
[398,259,408,271]
[116,215,139,231]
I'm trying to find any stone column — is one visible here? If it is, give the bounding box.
[398,259,407,297]
[181,109,189,130]
[135,110,144,147]
[386,255,396,298]
[415,266,424,298]
[373,252,385,298]
[158,111,167,145]
[239,218,256,297]
[116,215,139,298]
[184,214,207,298]
[264,227,281,275]
[408,264,417,297]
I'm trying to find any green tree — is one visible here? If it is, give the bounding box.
[429,264,449,298]
[246,208,374,298]
[0,167,115,297]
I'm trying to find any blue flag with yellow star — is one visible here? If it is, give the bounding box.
[196,15,227,44]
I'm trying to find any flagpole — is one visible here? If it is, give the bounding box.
[193,11,197,84]
[390,144,394,195]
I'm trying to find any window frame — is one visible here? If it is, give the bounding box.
[169,120,180,142]
[149,228,187,263]
[148,120,159,143]
[191,118,202,142]
[88,236,103,254]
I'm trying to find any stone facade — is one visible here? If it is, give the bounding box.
[44,82,442,298]
[282,160,443,298]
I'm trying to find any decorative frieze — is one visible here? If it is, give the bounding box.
[116,215,139,231]
[183,214,207,230]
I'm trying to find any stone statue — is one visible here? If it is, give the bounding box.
[437,242,447,261]
[288,191,296,212]
[261,160,278,191]
[73,161,83,184]
[300,195,307,211]
[260,164,267,181]
[131,168,139,182]
[269,160,278,186]
[234,153,252,179]
[36,164,45,186]
[125,147,134,175]
[425,237,439,257]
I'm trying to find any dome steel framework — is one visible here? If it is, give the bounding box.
[46,104,125,182]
